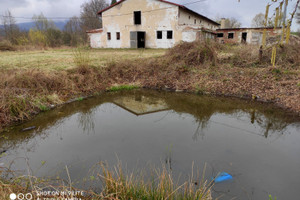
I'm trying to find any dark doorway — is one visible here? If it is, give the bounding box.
[242,32,247,43]
[130,31,146,48]
[137,31,145,48]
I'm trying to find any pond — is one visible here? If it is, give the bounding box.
[1,90,300,199]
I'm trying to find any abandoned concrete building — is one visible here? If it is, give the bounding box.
[216,18,282,45]
[87,0,220,48]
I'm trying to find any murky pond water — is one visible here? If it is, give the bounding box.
[1,90,300,199]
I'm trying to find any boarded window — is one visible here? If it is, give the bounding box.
[167,31,173,39]
[157,31,162,39]
[217,33,224,38]
[107,32,111,40]
[134,11,141,25]
[228,33,234,39]
[116,32,120,40]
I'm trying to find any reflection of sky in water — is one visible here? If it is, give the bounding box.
[0,90,299,200]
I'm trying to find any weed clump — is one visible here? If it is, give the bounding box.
[73,47,91,74]
[97,162,213,200]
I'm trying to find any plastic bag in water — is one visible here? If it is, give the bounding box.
[214,172,233,183]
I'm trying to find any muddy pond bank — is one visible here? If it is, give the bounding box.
[1,42,300,132]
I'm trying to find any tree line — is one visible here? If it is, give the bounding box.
[0,0,108,47]
[1,0,299,48]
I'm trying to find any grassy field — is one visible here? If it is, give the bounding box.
[0,48,166,71]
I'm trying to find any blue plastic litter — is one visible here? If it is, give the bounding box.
[213,172,233,183]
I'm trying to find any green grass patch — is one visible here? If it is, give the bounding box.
[108,85,140,92]
[77,97,84,101]
[39,104,49,111]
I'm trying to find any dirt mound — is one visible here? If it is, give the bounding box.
[165,41,217,66]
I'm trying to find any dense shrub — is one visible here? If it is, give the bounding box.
[28,29,47,47]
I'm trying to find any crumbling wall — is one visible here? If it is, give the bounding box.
[88,32,103,48]
[216,28,282,45]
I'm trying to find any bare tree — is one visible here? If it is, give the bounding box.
[1,10,20,44]
[216,17,242,28]
[251,13,265,27]
[64,16,83,46]
[80,0,109,32]
[32,13,56,31]
[227,17,242,28]
[65,16,82,35]
[252,13,274,28]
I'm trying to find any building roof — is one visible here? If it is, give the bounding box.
[183,26,217,34]
[217,27,282,31]
[97,0,220,26]
[86,28,103,34]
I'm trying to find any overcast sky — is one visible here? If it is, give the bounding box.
[0,0,299,30]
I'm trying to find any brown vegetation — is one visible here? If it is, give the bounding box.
[0,41,299,133]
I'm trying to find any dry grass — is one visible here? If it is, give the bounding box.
[0,67,106,129]
[229,43,300,68]
[0,48,166,71]
[97,162,212,200]
[0,163,212,200]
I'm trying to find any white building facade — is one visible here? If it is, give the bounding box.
[87,0,220,48]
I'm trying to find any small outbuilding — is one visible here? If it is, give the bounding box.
[216,27,282,45]
[216,18,282,45]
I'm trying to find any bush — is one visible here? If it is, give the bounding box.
[0,40,15,51]
[28,29,47,47]
[16,36,30,46]
[46,28,62,47]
